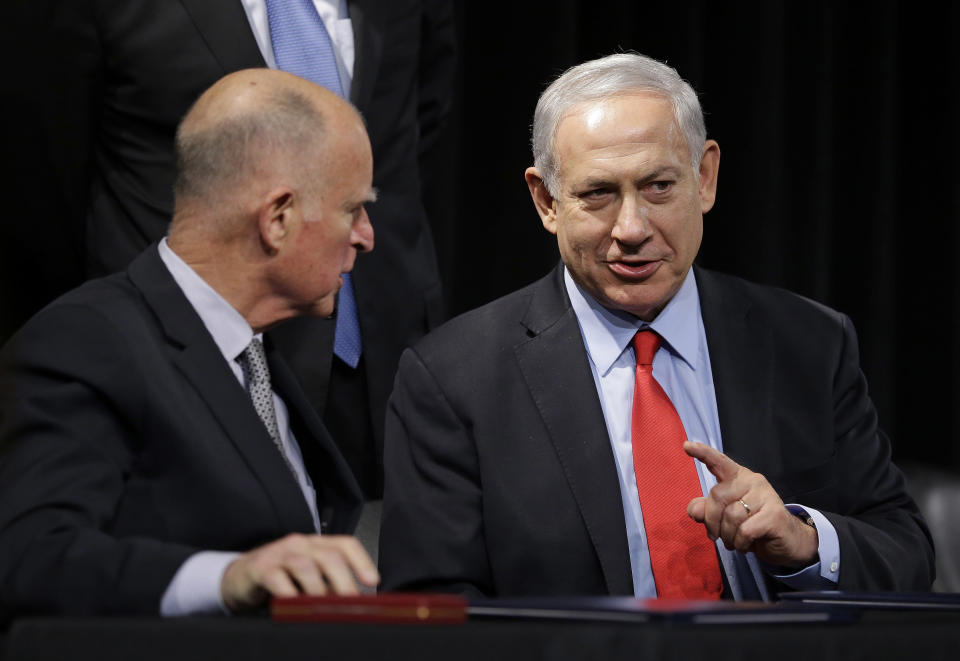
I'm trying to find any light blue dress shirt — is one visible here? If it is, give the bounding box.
[564,267,840,600]
[157,239,322,615]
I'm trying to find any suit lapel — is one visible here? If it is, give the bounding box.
[127,246,316,534]
[179,0,267,73]
[513,267,634,595]
[266,339,363,534]
[695,267,778,478]
[346,0,383,110]
[696,267,787,600]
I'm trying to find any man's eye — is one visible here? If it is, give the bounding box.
[580,188,611,200]
[648,181,673,193]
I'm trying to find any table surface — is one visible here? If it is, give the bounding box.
[2,610,959,661]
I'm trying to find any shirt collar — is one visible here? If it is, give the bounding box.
[564,266,703,376]
[158,238,256,363]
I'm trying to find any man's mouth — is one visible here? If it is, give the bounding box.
[607,259,660,280]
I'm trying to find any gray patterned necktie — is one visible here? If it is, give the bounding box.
[237,338,297,478]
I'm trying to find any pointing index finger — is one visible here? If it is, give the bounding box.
[683,441,741,482]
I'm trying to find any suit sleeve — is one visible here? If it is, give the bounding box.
[0,305,196,619]
[824,313,935,591]
[379,348,493,596]
[415,0,456,161]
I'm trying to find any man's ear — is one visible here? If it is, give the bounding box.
[697,140,721,214]
[524,167,559,235]
[257,187,297,254]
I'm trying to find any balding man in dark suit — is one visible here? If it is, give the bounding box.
[0,69,379,620]
[3,0,455,499]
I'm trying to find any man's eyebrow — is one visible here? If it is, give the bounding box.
[575,176,614,190]
[343,188,378,211]
[637,166,683,184]
[576,166,684,190]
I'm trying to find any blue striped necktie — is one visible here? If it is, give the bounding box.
[266,0,363,369]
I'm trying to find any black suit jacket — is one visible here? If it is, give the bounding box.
[0,246,362,618]
[12,0,453,469]
[379,265,934,596]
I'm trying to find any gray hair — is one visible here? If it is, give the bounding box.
[531,52,706,196]
[173,88,326,206]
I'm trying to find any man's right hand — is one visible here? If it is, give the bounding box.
[221,533,380,612]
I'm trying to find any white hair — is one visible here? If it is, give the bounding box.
[531,52,706,196]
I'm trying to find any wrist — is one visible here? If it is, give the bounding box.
[787,510,819,567]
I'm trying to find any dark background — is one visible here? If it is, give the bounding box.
[2,1,958,473]
[422,0,960,474]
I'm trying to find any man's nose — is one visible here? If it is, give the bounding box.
[611,197,652,244]
[352,208,375,253]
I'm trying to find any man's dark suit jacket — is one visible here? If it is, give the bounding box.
[7,0,455,495]
[379,265,934,596]
[0,246,362,619]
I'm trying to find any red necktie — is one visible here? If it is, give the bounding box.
[631,329,722,600]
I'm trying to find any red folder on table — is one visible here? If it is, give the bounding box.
[271,593,468,624]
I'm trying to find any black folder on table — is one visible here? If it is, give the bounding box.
[778,591,960,611]
[467,596,858,625]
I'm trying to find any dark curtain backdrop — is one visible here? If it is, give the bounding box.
[423,0,960,472]
[1,1,958,472]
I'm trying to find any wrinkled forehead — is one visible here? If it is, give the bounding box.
[554,94,687,160]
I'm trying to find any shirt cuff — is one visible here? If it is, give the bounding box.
[160,551,242,616]
[761,505,840,588]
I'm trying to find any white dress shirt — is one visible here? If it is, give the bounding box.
[157,239,323,615]
[564,267,840,600]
